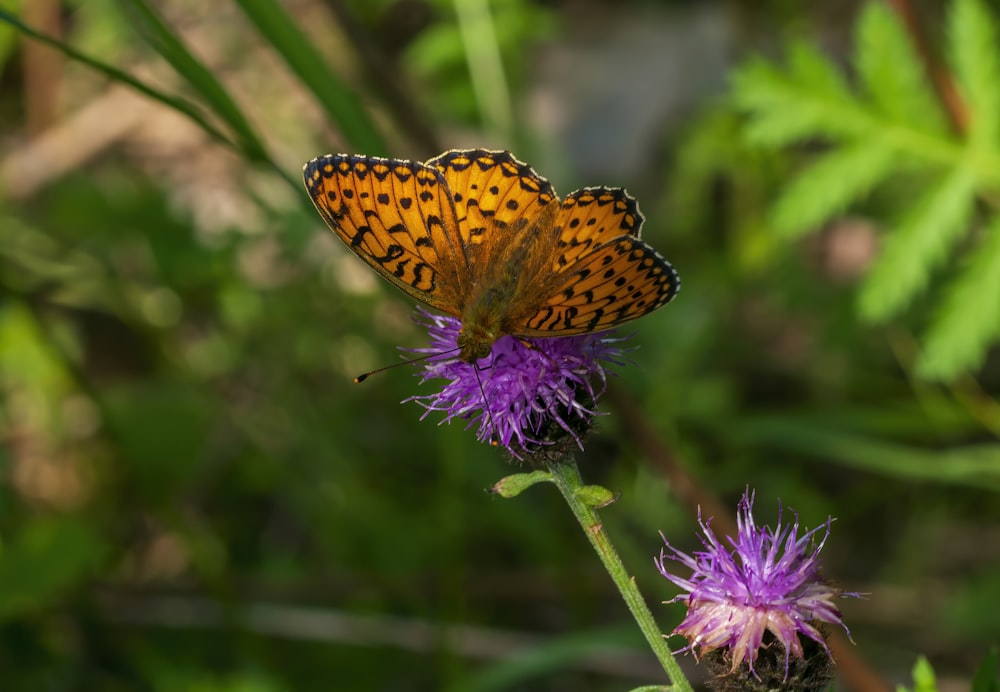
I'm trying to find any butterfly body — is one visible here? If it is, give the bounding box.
[303,149,679,363]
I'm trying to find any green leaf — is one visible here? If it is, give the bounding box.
[950,0,1000,149]
[733,43,874,147]
[491,471,552,498]
[859,165,978,321]
[918,214,1000,378]
[910,656,939,692]
[856,2,947,133]
[234,0,386,154]
[575,484,616,508]
[787,40,853,103]
[771,139,898,237]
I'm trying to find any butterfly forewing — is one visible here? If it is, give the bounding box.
[303,154,466,314]
[428,150,557,253]
[516,237,679,336]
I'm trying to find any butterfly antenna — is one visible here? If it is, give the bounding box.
[354,347,459,383]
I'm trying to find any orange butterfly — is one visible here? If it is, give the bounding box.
[303,149,679,363]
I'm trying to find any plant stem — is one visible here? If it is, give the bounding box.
[546,458,693,692]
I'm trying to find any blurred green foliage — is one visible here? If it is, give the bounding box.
[735,0,1000,379]
[898,656,939,692]
[405,0,557,129]
[1,0,999,689]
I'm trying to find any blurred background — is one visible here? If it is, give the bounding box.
[1,0,999,689]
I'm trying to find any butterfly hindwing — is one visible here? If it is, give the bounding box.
[515,237,679,336]
[552,187,643,271]
[303,154,466,313]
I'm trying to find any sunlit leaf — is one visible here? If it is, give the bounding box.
[918,214,1000,378]
[860,166,978,321]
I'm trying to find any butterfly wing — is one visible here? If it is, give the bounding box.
[515,237,679,335]
[509,186,679,336]
[303,154,468,314]
[550,187,644,270]
[427,149,557,252]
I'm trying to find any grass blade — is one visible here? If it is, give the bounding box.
[116,0,271,164]
[234,0,386,154]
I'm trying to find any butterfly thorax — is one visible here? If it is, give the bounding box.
[457,280,521,362]
[456,215,556,363]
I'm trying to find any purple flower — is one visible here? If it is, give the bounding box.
[655,490,858,683]
[403,308,629,459]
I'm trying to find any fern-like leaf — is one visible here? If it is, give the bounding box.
[771,139,898,238]
[951,0,1000,149]
[734,0,1000,378]
[918,215,1000,378]
[733,43,874,147]
[859,166,978,321]
[856,2,947,133]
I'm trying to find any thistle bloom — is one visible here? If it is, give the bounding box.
[655,490,857,685]
[404,308,629,459]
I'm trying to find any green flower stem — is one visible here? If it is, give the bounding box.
[546,458,693,692]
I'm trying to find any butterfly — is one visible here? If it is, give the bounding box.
[302,149,680,364]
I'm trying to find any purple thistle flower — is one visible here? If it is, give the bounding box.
[655,490,858,684]
[403,308,629,459]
